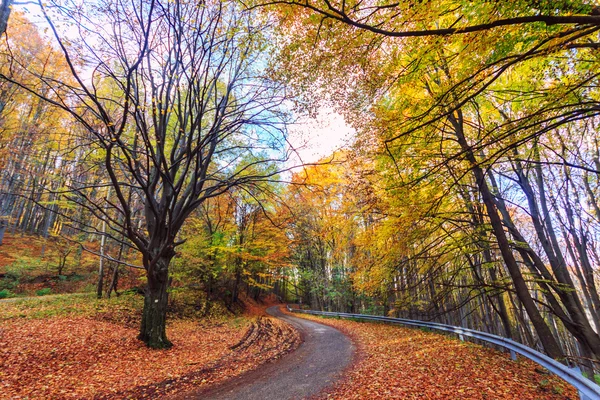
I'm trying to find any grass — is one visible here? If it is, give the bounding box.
[582,372,600,385]
[35,288,52,296]
[0,290,238,327]
[0,292,143,321]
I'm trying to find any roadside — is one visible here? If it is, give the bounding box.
[293,313,577,400]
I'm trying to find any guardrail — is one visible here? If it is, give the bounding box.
[287,306,600,400]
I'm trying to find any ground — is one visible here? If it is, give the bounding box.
[0,295,300,399]
[292,313,577,400]
[0,232,302,399]
[185,306,354,400]
[0,233,583,399]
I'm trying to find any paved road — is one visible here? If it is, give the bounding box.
[187,305,354,400]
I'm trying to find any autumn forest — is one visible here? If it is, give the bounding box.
[1,0,600,398]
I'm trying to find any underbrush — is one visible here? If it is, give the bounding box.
[0,232,144,297]
[167,288,235,320]
[167,287,277,321]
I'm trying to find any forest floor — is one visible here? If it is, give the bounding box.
[0,294,301,399]
[290,312,578,400]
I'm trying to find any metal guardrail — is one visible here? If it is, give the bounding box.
[288,306,600,400]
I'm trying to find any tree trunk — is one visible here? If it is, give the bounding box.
[138,256,172,349]
[509,154,600,359]
[97,219,108,299]
[0,0,11,37]
[106,241,125,298]
[449,112,563,359]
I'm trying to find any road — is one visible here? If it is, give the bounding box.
[178,305,355,400]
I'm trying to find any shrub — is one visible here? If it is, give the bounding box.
[36,288,52,296]
[0,289,14,299]
[0,272,20,290]
[68,273,85,281]
[10,257,42,273]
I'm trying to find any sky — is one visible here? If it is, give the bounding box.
[14,2,356,168]
[288,107,356,165]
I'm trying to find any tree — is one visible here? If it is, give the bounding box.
[283,155,364,312]
[268,0,600,371]
[267,0,600,38]
[0,0,11,36]
[3,0,290,348]
[0,12,75,244]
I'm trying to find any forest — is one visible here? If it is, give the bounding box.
[1,0,600,395]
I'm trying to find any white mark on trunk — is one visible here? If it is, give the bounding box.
[155,299,158,303]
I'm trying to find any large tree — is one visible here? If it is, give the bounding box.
[268,0,600,38]
[2,0,290,348]
[270,0,600,364]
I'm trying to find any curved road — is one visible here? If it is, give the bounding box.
[183,305,354,400]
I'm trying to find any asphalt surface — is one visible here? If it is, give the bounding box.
[193,305,355,400]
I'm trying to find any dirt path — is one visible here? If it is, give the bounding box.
[174,305,355,400]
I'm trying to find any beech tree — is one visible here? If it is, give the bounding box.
[2,0,289,348]
[270,0,600,371]
[172,161,291,311]
[268,0,600,38]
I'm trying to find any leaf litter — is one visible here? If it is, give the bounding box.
[0,301,300,399]
[294,314,577,400]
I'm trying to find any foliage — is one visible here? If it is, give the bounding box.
[0,232,133,296]
[1,0,600,382]
[170,169,291,311]
[269,0,600,372]
[0,271,18,291]
[35,287,51,296]
[1,0,294,347]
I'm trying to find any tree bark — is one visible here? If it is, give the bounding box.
[138,255,172,349]
[0,0,11,37]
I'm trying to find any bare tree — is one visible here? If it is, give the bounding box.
[3,0,290,348]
